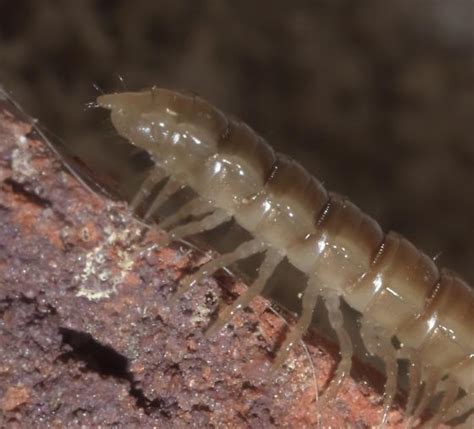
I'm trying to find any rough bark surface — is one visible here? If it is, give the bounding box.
[0,103,424,427]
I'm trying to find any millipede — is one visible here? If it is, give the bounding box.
[96,87,473,428]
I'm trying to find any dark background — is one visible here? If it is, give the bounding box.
[0,0,473,281]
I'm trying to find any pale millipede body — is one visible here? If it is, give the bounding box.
[97,88,473,427]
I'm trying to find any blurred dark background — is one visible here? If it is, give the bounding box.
[0,0,473,281]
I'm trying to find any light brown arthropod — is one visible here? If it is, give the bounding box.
[97,88,473,427]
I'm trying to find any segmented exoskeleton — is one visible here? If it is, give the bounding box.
[98,88,473,427]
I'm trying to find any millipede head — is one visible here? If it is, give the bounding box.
[98,88,229,173]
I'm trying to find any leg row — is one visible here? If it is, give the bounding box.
[205,247,283,337]
[172,238,268,302]
[157,197,213,230]
[319,288,353,406]
[162,208,231,247]
[360,317,398,427]
[271,278,320,371]
[130,166,168,211]
[144,178,183,221]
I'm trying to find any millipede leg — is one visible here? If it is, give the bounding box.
[411,368,440,424]
[380,342,398,427]
[423,378,459,428]
[271,278,320,372]
[130,166,168,211]
[164,209,231,245]
[397,348,422,428]
[319,288,353,405]
[205,248,283,337]
[157,198,213,230]
[360,319,398,427]
[143,178,183,221]
[462,413,474,429]
[442,391,474,424]
[172,238,267,302]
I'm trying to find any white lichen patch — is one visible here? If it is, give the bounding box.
[75,212,145,301]
[76,243,117,300]
[189,300,214,326]
[76,283,116,301]
[116,248,136,271]
[11,134,36,178]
